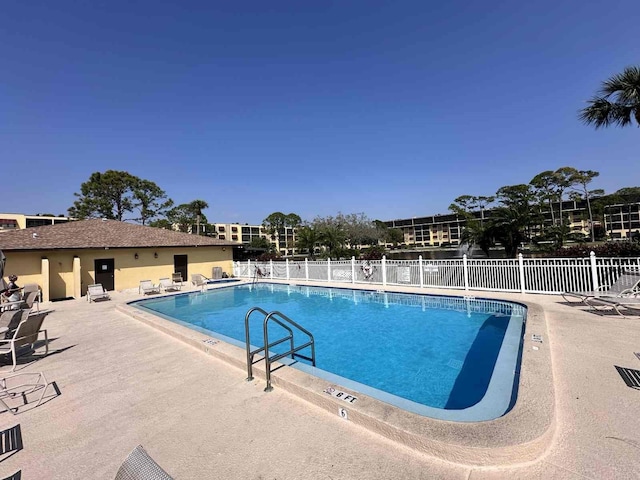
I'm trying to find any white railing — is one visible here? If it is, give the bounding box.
[233,253,640,295]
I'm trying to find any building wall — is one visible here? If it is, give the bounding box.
[215,222,299,256]
[0,213,71,231]
[385,201,640,247]
[3,246,233,301]
[2,251,43,291]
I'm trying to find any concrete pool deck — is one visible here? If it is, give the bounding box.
[1,281,639,479]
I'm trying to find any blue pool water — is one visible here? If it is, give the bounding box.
[133,283,525,421]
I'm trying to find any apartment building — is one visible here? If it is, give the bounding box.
[0,213,72,231]
[211,223,298,256]
[384,199,640,247]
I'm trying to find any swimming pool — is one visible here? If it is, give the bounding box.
[133,283,525,421]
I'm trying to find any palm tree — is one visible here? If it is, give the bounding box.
[295,226,319,259]
[189,200,209,235]
[579,66,640,128]
[487,207,530,258]
[318,225,346,258]
[460,219,494,257]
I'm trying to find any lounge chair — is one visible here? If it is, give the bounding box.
[0,371,55,414]
[171,273,183,286]
[0,312,49,372]
[115,445,174,480]
[0,423,23,456]
[158,278,181,292]
[191,274,208,287]
[87,284,111,303]
[585,295,640,317]
[0,291,39,313]
[139,280,160,295]
[561,269,640,304]
[0,310,29,337]
[2,471,21,480]
[22,284,40,311]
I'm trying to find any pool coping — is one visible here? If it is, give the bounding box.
[117,280,555,467]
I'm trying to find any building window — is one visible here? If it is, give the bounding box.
[219,234,226,240]
[231,226,238,232]
[218,226,225,232]
[232,235,238,240]
[0,219,18,230]
[26,218,52,228]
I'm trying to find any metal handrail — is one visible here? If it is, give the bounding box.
[243,307,315,392]
[244,307,295,382]
[263,310,315,392]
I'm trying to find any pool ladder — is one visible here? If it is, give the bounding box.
[244,307,316,392]
[252,267,268,284]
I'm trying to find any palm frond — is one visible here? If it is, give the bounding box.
[582,66,640,129]
[600,66,640,101]
[579,97,633,128]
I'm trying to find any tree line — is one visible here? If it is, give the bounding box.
[68,170,213,235]
[448,167,608,257]
[66,166,638,259]
[254,170,638,260]
[255,212,403,260]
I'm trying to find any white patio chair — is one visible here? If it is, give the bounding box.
[87,284,111,303]
[0,371,55,414]
[139,280,160,295]
[158,278,181,292]
[561,269,640,304]
[1,291,39,313]
[0,312,49,372]
[585,294,640,317]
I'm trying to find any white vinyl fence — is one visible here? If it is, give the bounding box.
[233,253,640,295]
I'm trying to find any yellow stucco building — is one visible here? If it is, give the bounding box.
[0,219,235,301]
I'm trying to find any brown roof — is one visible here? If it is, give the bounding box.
[0,219,236,251]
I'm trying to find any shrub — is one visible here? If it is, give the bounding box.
[360,246,385,260]
[256,252,280,262]
[546,242,640,258]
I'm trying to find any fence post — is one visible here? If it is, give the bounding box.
[327,258,331,283]
[382,255,387,288]
[247,259,251,278]
[518,253,526,294]
[285,258,290,280]
[590,251,599,291]
[418,255,424,288]
[463,254,469,291]
[351,256,356,284]
[305,258,309,281]
[270,259,273,280]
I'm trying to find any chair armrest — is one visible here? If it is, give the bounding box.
[1,300,24,310]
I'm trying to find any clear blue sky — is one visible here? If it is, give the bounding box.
[2,1,638,224]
